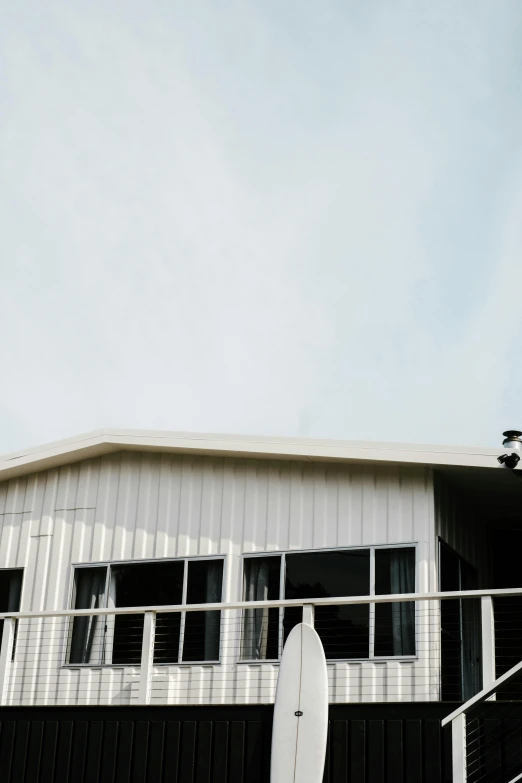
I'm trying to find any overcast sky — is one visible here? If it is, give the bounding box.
[1,1,522,455]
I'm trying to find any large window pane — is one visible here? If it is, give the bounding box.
[242,556,281,660]
[439,543,480,701]
[69,567,106,664]
[0,569,23,659]
[182,560,223,662]
[374,548,415,656]
[284,550,370,659]
[111,561,184,665]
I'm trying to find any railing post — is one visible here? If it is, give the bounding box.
[452,712,467,783]
[302,604,314,627]
[138,612,156,705]
[481,596,496,690]
[0,618,16,705]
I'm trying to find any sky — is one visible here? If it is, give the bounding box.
[1,1,522,455]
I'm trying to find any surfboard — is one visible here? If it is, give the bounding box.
[271,621,328,783]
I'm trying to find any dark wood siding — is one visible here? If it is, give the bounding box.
[0,704,452,782]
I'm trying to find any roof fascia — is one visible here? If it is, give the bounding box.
[0,429,506,482]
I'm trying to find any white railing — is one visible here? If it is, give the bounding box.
[442,660,522,782]
[0,586,522,708]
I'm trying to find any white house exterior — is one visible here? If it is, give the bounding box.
[0,429,510,708]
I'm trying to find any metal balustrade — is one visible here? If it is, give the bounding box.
[1,588,522,712]
[442,661,522,782]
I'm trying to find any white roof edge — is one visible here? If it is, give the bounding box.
[0,428,505,481]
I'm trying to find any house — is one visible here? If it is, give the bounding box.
[0,429,521,781]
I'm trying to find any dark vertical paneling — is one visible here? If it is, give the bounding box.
[25,720,44,783]
[84,721,103,783]
[0,702,465,783]
[132,721,150,783]
[39,721,58,783]
[100,721,119,783]
[54,721,73,782]
[442,724,452,783]
[331,720,348,783]
[70,720,88,783]
[195,721,212,783]
[11,720,30,782]
[405,720,423,782]
[424,720,442,783]
[502,718,522,781]
[350,719,365,783]
[116,722,135,783]
[228,722,245,783]
[212,721,229,783]
[146,722,165,783]
[368,720,385,783]
[244,721,263,783]
[482,718,501,779]
[0,721,16,782]
[386,719,403,782]
[163,721,181,783]
[179,721,196,783]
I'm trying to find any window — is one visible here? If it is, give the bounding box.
[374,548,415,656]
[68,566,106,664]
[242,546,415,661]
[0,569,23,657]
[68,558,223,665]
[242,556,281,660]
[439,542,480,701]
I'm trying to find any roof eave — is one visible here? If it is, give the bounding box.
[0,429,507,482]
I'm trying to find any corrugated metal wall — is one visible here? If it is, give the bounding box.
[0,704,453,783]
[434,475,490,585]
[0,453,440,705]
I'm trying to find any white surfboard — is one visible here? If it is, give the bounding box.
[271,621,328,783]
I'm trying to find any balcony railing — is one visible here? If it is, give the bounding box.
[1,587,522,707]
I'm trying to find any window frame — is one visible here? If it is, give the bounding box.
[0,567,24,661]
[64,555,226,668]
[240,543,418,663]
[0,566,25,607]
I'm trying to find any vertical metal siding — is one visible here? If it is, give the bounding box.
[434,475,489,585]
[0,454,438,706]
[0,704,453,783]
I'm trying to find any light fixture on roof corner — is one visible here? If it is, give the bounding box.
[498,430,522,470]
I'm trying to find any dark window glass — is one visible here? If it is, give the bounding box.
[182,560,223,662]
[439,543,481,701]
[0,570,23,659]
[374,548,416,656]
[440,543,464,699]
[284,550,370,659]
[242,556,281,659]
[69,567,107,664]
[111,561,184,665]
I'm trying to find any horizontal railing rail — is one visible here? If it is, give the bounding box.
[2,585,522,620]
[0,587,521,727]
[441,661,522,729]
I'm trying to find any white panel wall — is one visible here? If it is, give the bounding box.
[0,452,439,705]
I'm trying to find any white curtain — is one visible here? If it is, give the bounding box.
[69,570,105,664]
[389,550,415,656]
[243,561,270,659]
[204,561,223,661]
